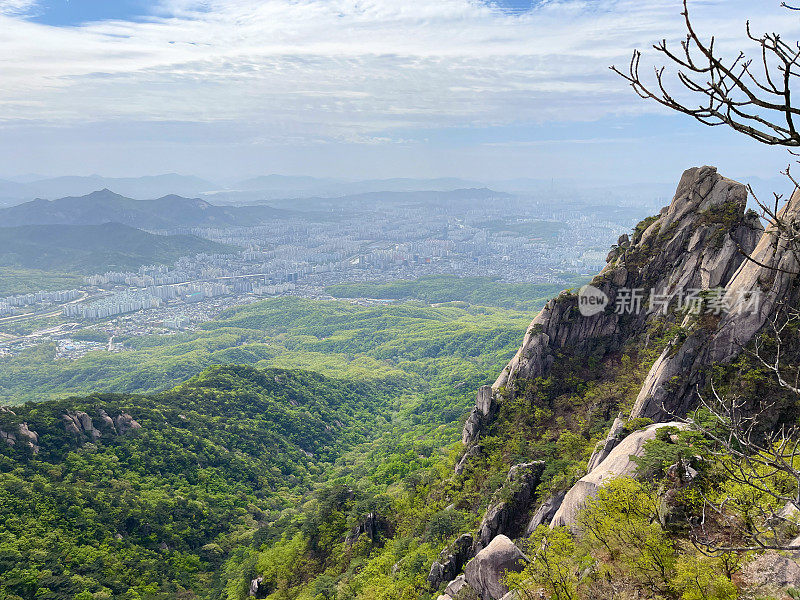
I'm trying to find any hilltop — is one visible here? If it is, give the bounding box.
[0,222,238,274]
[0,189,292,229]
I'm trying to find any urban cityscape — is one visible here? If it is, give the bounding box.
[0,191,649,358]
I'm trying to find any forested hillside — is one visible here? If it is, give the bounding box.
[0,366,391,600]
[0,298,535,404]
[0,223,237,274]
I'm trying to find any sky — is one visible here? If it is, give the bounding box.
[1,0,799,185]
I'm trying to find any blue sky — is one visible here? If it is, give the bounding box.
[0,0,797,184]
[24,0,538,26]
[27,0,151,26]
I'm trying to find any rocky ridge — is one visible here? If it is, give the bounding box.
[439,167,800,599]
[1,406,141,455]
[461,166,764,451]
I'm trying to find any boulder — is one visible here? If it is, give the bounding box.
[63,411,100,440]
[445,574,470,597]
[550,422,686,528]
[586,415,626,473]
[249,577,267,598]
[429,533,474,589]
[428,562,446,589]
[17,423,39,454]
[464,535,527,600]
[0,429,16,447]
[743,551,800,596]
[115,413,142,434]
[98,409,118,433]
[62,413,81,435]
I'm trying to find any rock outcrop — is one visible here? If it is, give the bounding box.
[63,411,101,441]
[0,422,39,453]
[0,429,15,447]
[550,422,686,528]
[476,462,544,551]
[428,533,475,589]
[742,550,800,596]
[63,410,141,442]
[249,577,267,598]
[585,415,626,473]
[632,187,800,420]
[464,535,527,600]
[524,491,567,535]
[455,443,482,475]
[345,512,393,546]
[460,166,763,452]
[114,412,142,434]
[17,423,39,454]
[462,386,496,446]
[435,575,475,600]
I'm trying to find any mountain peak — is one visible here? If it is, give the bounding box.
[461,166,765,447]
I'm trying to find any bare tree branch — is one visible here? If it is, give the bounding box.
[611,0,800,147]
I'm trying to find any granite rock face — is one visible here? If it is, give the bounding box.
[445,574,470,597]
[524,491,567,535]
[585,415,626,473]
[63,411,102,441]
[632,186,800,420]
[1,422,40,453]
[464,535,527,600]
[550,422,687,528]
[476,462,544,551]
[62,409,142,445]
[460,166,762,451]
[17,423,39,454]
[114,412,142,434]
[428,533,475,590]
[743,550,800,596]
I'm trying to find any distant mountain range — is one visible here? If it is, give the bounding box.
[0,172,689,209]
[0,174,497,206]
[0,189,291,229]
[0,223,237,274]
[0,174,215,204]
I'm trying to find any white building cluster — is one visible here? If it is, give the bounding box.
[64,293,162,320]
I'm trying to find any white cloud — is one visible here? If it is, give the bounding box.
[1,0,798,145]
[0,0,37,16]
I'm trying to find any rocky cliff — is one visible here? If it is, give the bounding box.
[429,167,800,600]
[461,166,764,450]
[632,186,800,420]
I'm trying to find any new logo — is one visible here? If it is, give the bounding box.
[577,284,608,317]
